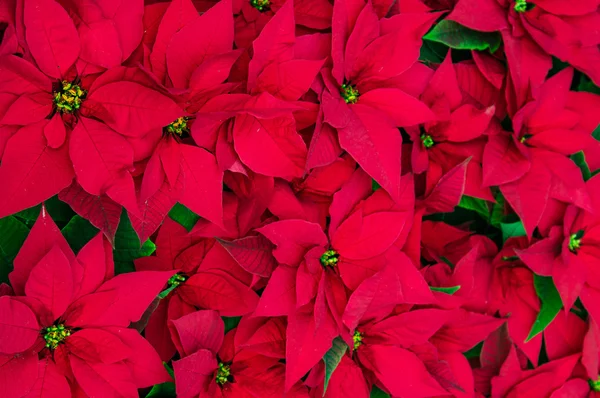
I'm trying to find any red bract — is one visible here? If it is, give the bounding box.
[233,0,333,49]
[450,0,600,111]
[483,68,600,236]
[170,310,308,397]
[0,209,173,397]
[0,0,182,223]
[257,170,429,389]
[135,218,260,361]
[491,347,583,397]
[517,174,600,322]
[193,1,324,180]
[317,0,437,202]
[409,53,496,201]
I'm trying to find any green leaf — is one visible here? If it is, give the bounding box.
[146,363,176,397]
[419,39,448,64]
[548,57,570,78]
[169,203,200,232]
[323,337,348,393]
[430,285,461,295]
[14,205,41,223]
[164,362,174,379]
[490,191,505,227]
[526,275,563,342]
[61,216,99,254]
[113,212,156,274]
[372,180,381,191]
[458,195,489,220]
[223,317,241,333]
[145,382,175,398]
[370,386,390,398]
[578,75,600,95]
[464,342,483,359]
[424,20,501,52]
[571,151,592,181]
[0,216,29,283]
[593,124,600,141]
[14,196,75,224]
[500,220,526,243]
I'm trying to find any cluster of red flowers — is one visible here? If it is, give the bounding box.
[0,0,599,396]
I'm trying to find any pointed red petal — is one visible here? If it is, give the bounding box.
[25,245,73,320]
[9,207,75,295]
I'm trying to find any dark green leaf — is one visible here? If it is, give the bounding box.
[372,180,381,191]
[526,275,562,342]
[548,57,569,78]
[223,317,241,333]
[490,191,505,227]
[500,220,526,242]
[370,386,390,398]
[169,203,200,231]
[146,363,176,397]
[323,337,348,393]
[0,216,29,283]
[61,216,99,254]
[424,20,501,52]
[430,285,461,295]
[463,342,483,359]
[113,212,156,274]
[14,205,41,223]
[14,196,75,225]
[419,39,447,64]
[578,75,600,95]
[145,382,175,398]
[164,362,174,379]
[571,151,592,181]
[593,124,600,141]
[458,195,489,220]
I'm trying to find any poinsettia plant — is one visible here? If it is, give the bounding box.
[1,0,600,397]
